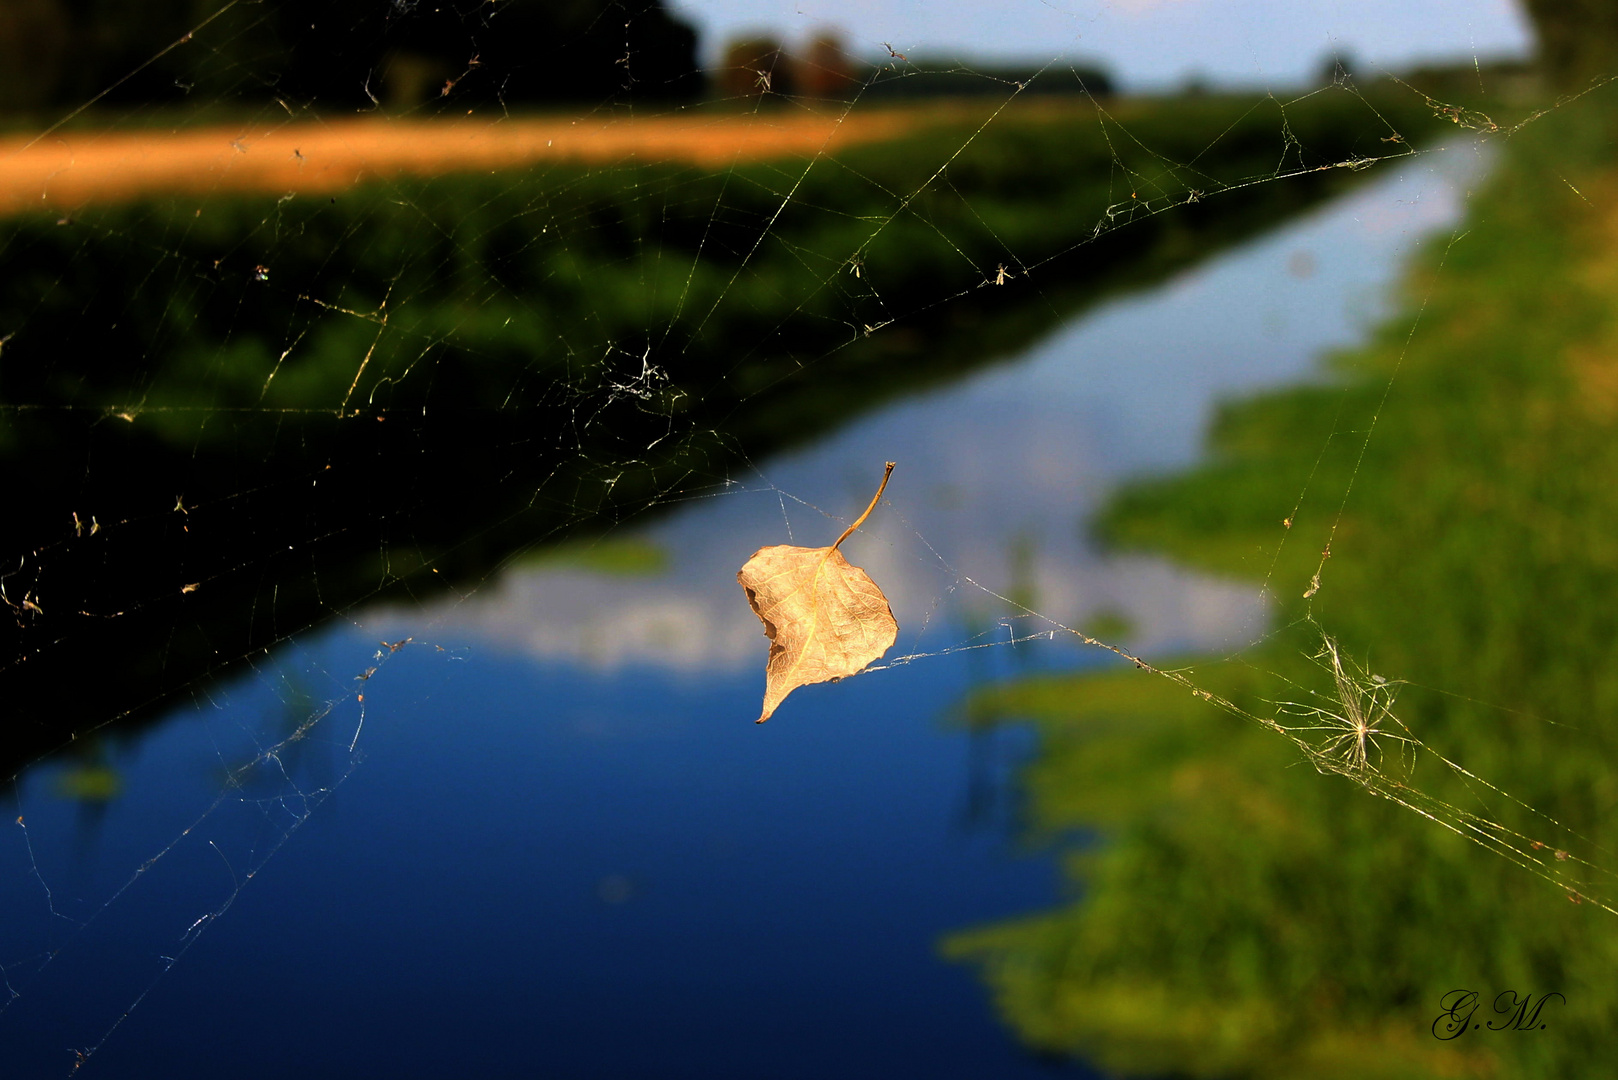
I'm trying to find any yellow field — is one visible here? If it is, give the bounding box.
[0,107,929,216]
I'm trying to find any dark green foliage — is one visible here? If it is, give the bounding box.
[0,0,700,114]
[1522,0,1618,87]
[857,61,1115,101]
[3,90,1442,429]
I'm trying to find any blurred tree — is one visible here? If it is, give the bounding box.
[1317,49,1356,86]
[0,0,701,115]
[268,0,702,110]
[0,0,198,110]
[795,32,857,100]
[1522,0,1618,86]
[0,0,70,111]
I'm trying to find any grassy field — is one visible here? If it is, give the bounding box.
[945,85,1618,1079]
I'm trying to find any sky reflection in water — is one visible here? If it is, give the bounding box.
[2,146,1481,1077]
[392,144,1483,674]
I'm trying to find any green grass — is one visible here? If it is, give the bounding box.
[516,536,670,575]
[944,86,1618,1079]
[1,85,1446,425]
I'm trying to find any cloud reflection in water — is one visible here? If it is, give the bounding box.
[370,144,1486,673]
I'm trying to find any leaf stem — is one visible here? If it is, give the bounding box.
[832,462,895,551]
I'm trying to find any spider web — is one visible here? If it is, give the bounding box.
[0,1,1601,1073]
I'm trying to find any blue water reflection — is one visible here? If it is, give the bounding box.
[2,146,1481,1077]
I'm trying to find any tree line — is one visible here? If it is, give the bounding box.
[0,0,700,114]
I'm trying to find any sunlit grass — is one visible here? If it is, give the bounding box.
[947,85,1618,1080]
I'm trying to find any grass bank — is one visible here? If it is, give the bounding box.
[946,86,1618,1079]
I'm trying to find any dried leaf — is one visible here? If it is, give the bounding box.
[738,463,898,723]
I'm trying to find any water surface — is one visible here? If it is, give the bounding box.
[1,146,1482,1077]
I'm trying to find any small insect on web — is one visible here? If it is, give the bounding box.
[737,463,898,723]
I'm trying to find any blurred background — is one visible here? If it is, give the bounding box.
[3,2,1618,1077]
[0,0,1544,112]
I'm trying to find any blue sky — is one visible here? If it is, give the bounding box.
[668,0,1534,90]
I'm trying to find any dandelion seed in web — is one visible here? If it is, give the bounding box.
[1278,636,1414,778]
[737,463,898,724]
